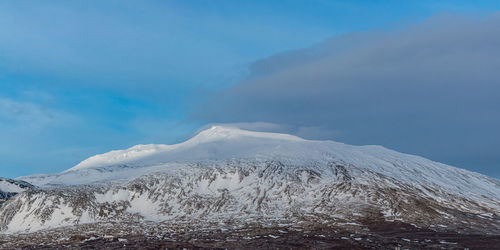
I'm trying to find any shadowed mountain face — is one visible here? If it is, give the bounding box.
[0,178,35,207]
[0,126,499,248]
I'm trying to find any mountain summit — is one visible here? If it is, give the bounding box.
[1,126,499,246]
[67,126,304,172]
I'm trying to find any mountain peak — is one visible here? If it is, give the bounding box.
[66,126,305,172]
[190,125,303,143]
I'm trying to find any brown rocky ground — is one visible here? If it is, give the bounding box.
[1,219,499,249]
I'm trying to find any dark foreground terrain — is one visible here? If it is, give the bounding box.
[1,220,499,249]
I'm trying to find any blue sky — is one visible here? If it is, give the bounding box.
[1,0,500,178]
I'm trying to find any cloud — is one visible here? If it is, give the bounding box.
[197,13,500,177]
[0,98,58,126]
[193,122,342,140]
[196,122,285,133]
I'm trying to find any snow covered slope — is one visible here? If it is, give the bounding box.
[20,126,500,199]
[0,178,35,207]
[2,126,500,233]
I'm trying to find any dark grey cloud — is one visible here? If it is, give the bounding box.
[197,14,500,178]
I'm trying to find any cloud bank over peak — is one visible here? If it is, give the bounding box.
[197,13,500,177]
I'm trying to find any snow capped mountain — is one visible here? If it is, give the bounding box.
[66,126,305,172]
[2,126,500,234]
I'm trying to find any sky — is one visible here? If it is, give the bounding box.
[1,0,500,178]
